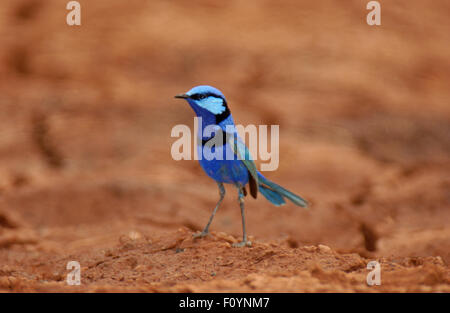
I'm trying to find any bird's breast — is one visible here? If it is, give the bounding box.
[197,143,249,185]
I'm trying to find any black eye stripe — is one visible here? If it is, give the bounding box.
[189,94,204,100]
[187,92,231,122]
[189,93,223,101]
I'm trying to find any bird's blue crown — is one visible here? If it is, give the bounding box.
[176,85,231,124]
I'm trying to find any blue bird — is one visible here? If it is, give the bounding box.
[175,85,308,247]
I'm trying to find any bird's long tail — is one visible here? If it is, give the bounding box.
[257,172,308,208]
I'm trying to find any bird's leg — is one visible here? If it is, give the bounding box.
[193,182,225,239]
[233,187,252,247]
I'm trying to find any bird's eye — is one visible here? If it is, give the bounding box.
[191,94,206,100]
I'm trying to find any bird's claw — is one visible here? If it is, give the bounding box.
[232,241,252,248]
[193,231,209,239]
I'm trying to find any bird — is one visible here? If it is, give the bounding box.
[175,85,308,247]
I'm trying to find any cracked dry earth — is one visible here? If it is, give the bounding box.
[0,226,449,292]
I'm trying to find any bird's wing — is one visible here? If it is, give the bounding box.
[228,134,259,198]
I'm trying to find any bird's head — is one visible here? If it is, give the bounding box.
[175,85,230,123]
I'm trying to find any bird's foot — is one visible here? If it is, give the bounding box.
[232,240,252,248]
[193,231,209,239]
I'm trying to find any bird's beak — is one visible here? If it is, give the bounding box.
[174,93,189,99]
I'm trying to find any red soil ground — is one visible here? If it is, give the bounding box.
[0,0,449,292]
